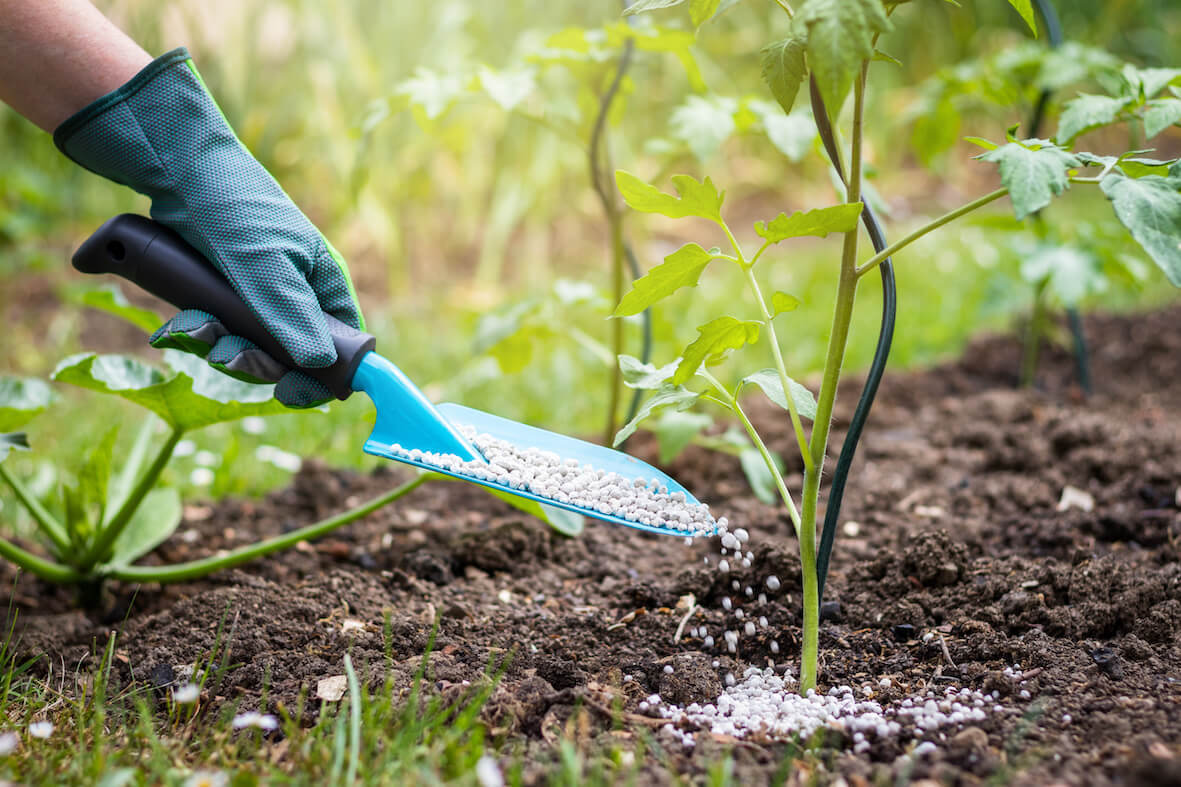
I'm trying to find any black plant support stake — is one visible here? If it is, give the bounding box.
[807,77,897,603]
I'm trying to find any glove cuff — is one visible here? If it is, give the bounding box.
[53,47,192,160]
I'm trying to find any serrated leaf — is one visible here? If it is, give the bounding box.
[0,377,55,432]
[771,291,801,316]
[106,487,182,567]
[1100,167,1181,286]
[52,351,288,432]
[71,284,162,334]
[650,410,714,463]
[1020,246,1105,306]
[1144,98,1181,140]
[0,433,29,463]
[1005,0,1038,36]
[614,386,703,446]
[977,141,1081,220]
[739,447,783,505]
[614,243,721,317]
[670,95,737,162]
[673,317,761,385]
[1122,65,1181,100]
[754,203,863,244]
[477,65,536,112]
[798,0,892,112]
[615,170,724,222]
[619,355,680,389]
[689,0,722,26]
[738,369,817,420]
[760,35,807,115]
[1056,94,1131,145]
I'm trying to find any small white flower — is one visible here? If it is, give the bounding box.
[184,770,229,787]
[0,731,18,754]
[28,721,53,739]
[172,683,200,704]
[475,754,504,787]
[231,712,278,731]
[190,468,215,487]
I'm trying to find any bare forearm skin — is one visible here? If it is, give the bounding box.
[0,0,151,131]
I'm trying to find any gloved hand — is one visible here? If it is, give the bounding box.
[54,48,363,408]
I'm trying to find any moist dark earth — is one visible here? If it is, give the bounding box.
[5,307,1181,785]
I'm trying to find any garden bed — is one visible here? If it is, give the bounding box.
[6,305,1181,785]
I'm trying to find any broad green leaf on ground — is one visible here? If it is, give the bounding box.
[649,410,714,463]
[395,68,467,120]
[1144,99,1181,140]
[738,369,817,420]
[0,433,29,462]
[760,35,807,114]
[106,488,182,568]
[1056,94,1131,145]
[0,377,55,432]
[670,95,737,161]
[690,0,722,26]
[477,66,536,112]
[1005,0,1038,36]
[619,355,680,389]
[53,351,289,432]
[739,447,784,505]
[771,292,801,316]
[976,140,1080,220]
[673,317,761,385]
[614,243,722,317]
[797,0,892,111]
[71,284,162,334]
[624,0,686,15]
[615,170,724,222]
[754,203,863,244]
[614,385,704,446]
[1100,165,1181,286]
[1020,246,1105,305]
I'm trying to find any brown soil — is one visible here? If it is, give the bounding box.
[5,306,1181,786]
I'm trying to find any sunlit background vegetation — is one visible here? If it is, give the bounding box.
[3,0,1180,503]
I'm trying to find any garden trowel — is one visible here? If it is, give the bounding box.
[72,215,715,537]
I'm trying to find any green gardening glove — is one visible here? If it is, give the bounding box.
[54,48,364,408]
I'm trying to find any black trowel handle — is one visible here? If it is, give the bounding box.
[72,214,376,400]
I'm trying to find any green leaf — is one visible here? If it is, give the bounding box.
[619,355,680,389]
[760,35,808,115]
[0,377,55,432]
[1122,65,1181,100]
[739,447,783,505]
[670,95,737,162]
[1100,166,1181,286]
[614,243,721,317]
[771,291,801,316]
[673,317,761,385]
[395,68,467,121]
[755,104,816,162]
[477,65,536,112]
[976,140,1081,220]
[106,487,182,567]
[797,0,892,112]
[1056,94,1131,145]
[738,369,817,420]
[1020,246,1105,306]
[649,410,714,464]
[614,386,703,446]
[1005,0,1038,36]
[963,136,999,151]
[0,433,29,463]
[1144,98,1181,140]
[53,351,289,432]
[615,170,725,222]
[71,284,162,334]
[624,0,686,15]
[689,0,722,26]
[1120,157,1179,179]
[754,203,863,244]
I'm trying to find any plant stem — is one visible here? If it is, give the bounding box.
[855,188,1009,277]
[78,427,183,570]
[0,534,79,583]
[1020,280,1049,388]
[107,473,429,584]
[741,267,813,470]
[0,462,69,555]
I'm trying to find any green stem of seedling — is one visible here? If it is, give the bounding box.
[78,427,184,570]
[0,534,79,584]
[0,462,70,555]
[106,473,429,584]
[855,188,1009,277]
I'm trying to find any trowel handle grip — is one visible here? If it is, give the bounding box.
[71,214,375,401]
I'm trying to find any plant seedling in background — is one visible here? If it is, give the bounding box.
[615,0,1181,694]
